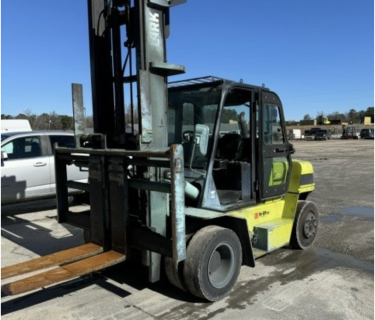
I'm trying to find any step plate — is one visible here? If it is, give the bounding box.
[253,219,294,252]
[2,250,125,296]
[1,243,103,280]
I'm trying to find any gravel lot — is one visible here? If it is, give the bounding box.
[1,139,374,320]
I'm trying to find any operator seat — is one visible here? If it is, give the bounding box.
[216,133,243,161]
[214,134,251,204]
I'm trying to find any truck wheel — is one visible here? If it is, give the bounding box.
[290,201,319,249]
[183,226,242,301]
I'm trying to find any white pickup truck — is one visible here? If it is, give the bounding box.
[1,131,87,204]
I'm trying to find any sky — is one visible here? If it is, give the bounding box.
[2,0,374,121]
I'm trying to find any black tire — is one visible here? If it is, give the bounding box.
[183,226,242,301]
[290,201,319,249]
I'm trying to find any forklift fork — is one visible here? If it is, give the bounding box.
[1,243,125,296]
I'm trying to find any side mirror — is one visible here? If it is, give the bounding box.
[1,151,8,161]
[194,124,209,156]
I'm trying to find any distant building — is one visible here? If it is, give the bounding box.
[299,120,317,126]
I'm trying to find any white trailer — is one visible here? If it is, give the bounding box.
[1,119,32,132]
[289,129,301,140]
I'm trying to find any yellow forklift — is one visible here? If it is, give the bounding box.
[1,0,318,302]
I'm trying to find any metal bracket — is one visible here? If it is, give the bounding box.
[148,0,187,8]
[149,61,185,76]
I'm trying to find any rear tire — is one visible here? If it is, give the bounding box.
[183,226,242,301]
[290,201,319,249]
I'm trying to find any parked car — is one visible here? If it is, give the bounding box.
[1,131,87,204]
[314,129,331,141]
[304,127,322,140]
[360,128,374,139]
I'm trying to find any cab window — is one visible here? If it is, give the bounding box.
[49,135,75,152]
[263,104,284,145]
[1,136,42,159]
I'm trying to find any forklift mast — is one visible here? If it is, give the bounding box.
[88,0,185,148]
[58,0,188,283]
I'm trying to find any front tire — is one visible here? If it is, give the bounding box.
[183,226,242,301]
[290,201,319,249]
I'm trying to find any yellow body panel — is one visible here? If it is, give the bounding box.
[288,160,315,193]
[227,159,315,253]
[229,199,284,230]
[228,197,296,238]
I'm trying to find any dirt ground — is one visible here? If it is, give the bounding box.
[1,138,374,320]
[292,138,374,263]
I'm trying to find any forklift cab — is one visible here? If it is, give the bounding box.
[168,77,294,211]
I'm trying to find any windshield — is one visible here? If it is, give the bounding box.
[168,84,222,168]
[1,133,11,142]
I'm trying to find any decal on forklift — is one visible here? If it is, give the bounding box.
[109,173,123,185]
[254,211,270,219]
[300,174,314,185]
[89,170,101,182]
[149,11,160,46]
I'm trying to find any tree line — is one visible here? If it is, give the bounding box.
[2,106,373,130]
[1,110,86,130]
[302,106,374,124]
[1,108,137,131]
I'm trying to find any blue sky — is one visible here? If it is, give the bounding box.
[2,0,374,121]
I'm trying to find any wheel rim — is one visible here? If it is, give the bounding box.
[207,242,235,289]
[303,212,317,239]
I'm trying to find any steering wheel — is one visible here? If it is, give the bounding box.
[183,130,194,142]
